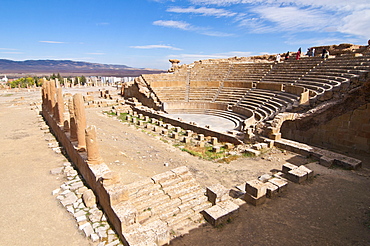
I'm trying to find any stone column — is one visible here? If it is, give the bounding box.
[41,81,47,109]
[50,80,57,116]
[68,98,78,142]
[46,80,52,113]
[56,87,64,125]
[73,93,87,151]
[85,125,104,165]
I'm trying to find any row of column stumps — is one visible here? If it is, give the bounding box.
[42,79,104,165]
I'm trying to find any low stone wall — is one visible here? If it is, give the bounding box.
[223,81,253,88]
[256,82,283,91]
[134,107,243,145]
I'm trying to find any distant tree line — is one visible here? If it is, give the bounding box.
[7,73,87,88]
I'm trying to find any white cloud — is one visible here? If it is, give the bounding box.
[153,20,194,30]
[339,9,370,38]
[167,6,237,17]
[153,19,235,37]
[0,48,17,51]
[251,6,329,32]
[200,30,235,37]
[189,0,370,39]
[130,44,182,50]
[39,41,65,44]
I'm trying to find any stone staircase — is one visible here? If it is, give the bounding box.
[112,166,213,245]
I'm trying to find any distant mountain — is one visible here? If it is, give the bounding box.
[0,59,165,77]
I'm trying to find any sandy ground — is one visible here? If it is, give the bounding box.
[1,87,369,245]
[0,89,91,246]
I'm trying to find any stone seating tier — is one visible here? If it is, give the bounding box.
[139,53,369,126]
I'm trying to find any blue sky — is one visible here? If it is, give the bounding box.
[0,0,369,70]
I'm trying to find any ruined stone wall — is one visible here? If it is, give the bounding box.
[123,76,161,110]
[280,76,370,154]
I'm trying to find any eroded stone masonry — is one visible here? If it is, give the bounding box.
[41,43,368,246]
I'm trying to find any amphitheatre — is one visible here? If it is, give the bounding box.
[1,43,370,245]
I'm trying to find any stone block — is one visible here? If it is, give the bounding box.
[60,192,78,207]
[264,182,279,198]
[244,149,261,156]
[218,200,239,215]
[146,220,170,246]
[198,134,205,141]
[101,171,120,186]
[211,137,218,145]
[137,210,153,224]
[224,143,234,150]
[245,180,266,198]
[273,171,287,181]
[106,185,129,205]
[334,156,362,170]
[82,222,94,237]
[213,146,221,153]
[206,184,229,205]
[264,139,274,148]
[183,136,191,143]
[297,165,314,179]
[203,202,238,226]
[282,163,298,174]
[197,141,205,147]
[171,166,189,176]
[113,203,137,229]
[170,132,178,139]
[159,177,182,188]
[244,193,266,206]
[258,174,272,183]
[186,130,193,137]
[161,129,168,135]
[268,178,288,193]
[319,156,334,167]
[151,170,176,184]
[82,189,96,208]
[287,168,307,183]
[270,132,281,140]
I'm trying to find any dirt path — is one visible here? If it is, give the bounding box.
[0,90,91,246]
